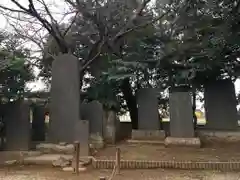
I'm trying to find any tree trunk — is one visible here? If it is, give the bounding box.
[120,78,138,129]
[192,89,197,130]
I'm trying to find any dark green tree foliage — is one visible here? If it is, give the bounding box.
[2,0,240,126]
[0,32,34,103]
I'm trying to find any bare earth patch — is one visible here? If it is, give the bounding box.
[1,142,240,179]
[1,166,240,180]
[95,142,240,161]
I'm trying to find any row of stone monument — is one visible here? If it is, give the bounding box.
[137,79,238,139]
[3,54,239,151]
[0,99,131,151]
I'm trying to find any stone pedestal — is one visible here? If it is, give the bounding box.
[49,54,80,143]
[169,88,194,138]
[137,88,160,130]
[5,100,31,151]
[131,130,165,141]
[204,79,238,130]
[32,105,45,141]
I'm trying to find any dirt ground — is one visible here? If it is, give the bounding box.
[2,142,240,179]
[95,142,240,161]
[1,166,240,180]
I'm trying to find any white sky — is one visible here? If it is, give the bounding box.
[0,0,69,92]
[0,0,240,104]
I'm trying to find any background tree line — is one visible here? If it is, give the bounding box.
[0,0,239,128]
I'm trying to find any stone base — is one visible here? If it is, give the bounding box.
[164,137,201,148]
[197,130,240,143]
[126,139,164,145]
[131,130,165,141]
[36,143,74,154]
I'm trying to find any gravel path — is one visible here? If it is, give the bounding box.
[1,166,240,180]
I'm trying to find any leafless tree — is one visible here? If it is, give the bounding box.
[0,0,169,73]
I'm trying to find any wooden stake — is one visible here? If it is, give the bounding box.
[115,148,120,174]
[99,177,106,180]
[73,141,80,174]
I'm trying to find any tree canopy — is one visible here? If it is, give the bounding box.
[0,0,239,127]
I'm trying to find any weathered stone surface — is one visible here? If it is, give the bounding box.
[23,154,72,165]
[36,143,74,154]
[103,110,120,144]
[21,151,42,157]
[5,160,18,165]
[52,156,71,167]
[169,88,194,138]
[49,54,80,143]
[90,134,104,149]
[137,88,160,130]
[75,120,89,157]
[81,101,103,136]
[62,166,87,172]
[164,137,201,148]
[32,105,45,141]
[59,142,67,146]
[131,130,165,140]
[198,130,240,143]
[204,79,238,130]
[5,100,31,151]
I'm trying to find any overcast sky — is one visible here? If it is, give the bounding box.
[0,0,68,92]
[0,0,240,98]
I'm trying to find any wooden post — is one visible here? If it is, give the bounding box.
[99,177,106,180]
[73,141,80,174]
[115,148,120,174]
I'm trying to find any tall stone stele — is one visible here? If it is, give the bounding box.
[137,88,160,130]
[169,85,195,138]
[5,100,31,151]
[204,79,238,130]
[165,85,201,148]
[48,54,80,143]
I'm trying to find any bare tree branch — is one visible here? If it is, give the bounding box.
[115,0,152,39]
[113,9,171,42]
[81,38,106,71]
[37,0,58,25]
[63,12,79,36]
[11,0,30,12]
[0,4,27,14]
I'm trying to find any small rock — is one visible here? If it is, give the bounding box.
[90,134,105,149]
[52,156,71,167]
[5,160,17,165]
[79,157,92,165]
